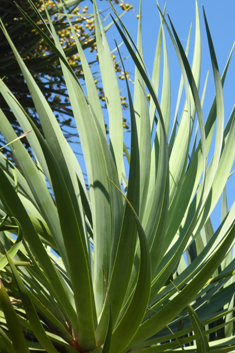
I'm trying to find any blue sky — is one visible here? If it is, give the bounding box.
[80,0,235,231]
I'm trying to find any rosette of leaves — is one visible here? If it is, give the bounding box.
[0,0,235,352]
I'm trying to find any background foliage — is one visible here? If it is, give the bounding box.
[0,0,133,158]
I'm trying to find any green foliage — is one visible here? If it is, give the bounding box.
[0,1,235,352]
[0,0,132,157]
